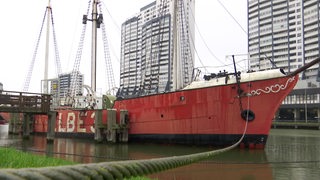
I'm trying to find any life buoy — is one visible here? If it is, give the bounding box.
[241,109,255,121]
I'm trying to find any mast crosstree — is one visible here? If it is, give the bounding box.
[68,0,116,101]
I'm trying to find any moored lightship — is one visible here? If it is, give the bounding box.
[33,66,313,148]
[27,0,320,148]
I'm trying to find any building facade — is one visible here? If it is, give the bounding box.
[118,0,195,98]
[248,0,320,122]
[279,81,320,122]
[50,71,84,98]
[248,0,319,79]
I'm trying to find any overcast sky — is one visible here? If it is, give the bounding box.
[0,0,247,94]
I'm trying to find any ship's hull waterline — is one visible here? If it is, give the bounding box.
[32,71,298,148]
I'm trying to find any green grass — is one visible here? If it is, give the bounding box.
[0,147,76,168]
[0,147,154,179]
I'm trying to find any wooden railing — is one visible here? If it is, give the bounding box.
[0,90,51,114]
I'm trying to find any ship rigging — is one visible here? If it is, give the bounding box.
[17,0,320,148]
[22,0,117,108]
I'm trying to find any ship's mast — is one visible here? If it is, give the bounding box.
[172,0,178,90]
[91,0,99,93]
[172,0,182,90]
[43,0,51,94]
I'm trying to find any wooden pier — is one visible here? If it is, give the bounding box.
[0,90,51,114]
[0,90,53,140]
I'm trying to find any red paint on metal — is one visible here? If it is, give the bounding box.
[32,75,298,146]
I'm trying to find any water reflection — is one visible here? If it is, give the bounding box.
[266,129,320,180]
[1,129,320,179]
[150,149,272,180]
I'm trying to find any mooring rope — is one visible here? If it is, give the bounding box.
[0,88,252,179]
[0,107,250,180]
[0,142,238,180]
[0,89,251,180]
[0,118,248,180]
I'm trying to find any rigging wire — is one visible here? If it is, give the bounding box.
[68,0,91,100]
[186,1,225,72]
[225,56,248,70]
[100,1,121,34]
[50,8,62,76]
[197,58,248,70]
[187,0,249,74]
[99,1,121,63]
[98,3,117,94]
[65,1,85,73]
[216,0,248,36]
[21,4,67,92]
[22,8,48,92]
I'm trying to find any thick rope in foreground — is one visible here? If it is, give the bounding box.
[0,109,250,180]
[1,116,250,180]
[0,137,242,180]
[0,102,250,180]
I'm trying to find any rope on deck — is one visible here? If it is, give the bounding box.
[0,140,240,180]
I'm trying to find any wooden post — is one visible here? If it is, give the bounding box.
[94,110,103,143]
[22,113,31,139]
[47,111,56,143]
[119,110,129,142]
[107,109,117,143]
[9,113,19,134]
[45,141,54,157]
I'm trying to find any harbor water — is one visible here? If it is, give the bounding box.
[1,129,320,180]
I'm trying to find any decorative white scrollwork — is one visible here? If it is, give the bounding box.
[250,76,296,96]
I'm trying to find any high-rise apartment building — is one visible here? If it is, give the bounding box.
[248,0,320,122]
[248,0,319,80]
[50,71,84,98]
[118,0,195,98]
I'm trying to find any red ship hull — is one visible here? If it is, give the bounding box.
[113,74,298,147]
[31,72,298,148]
